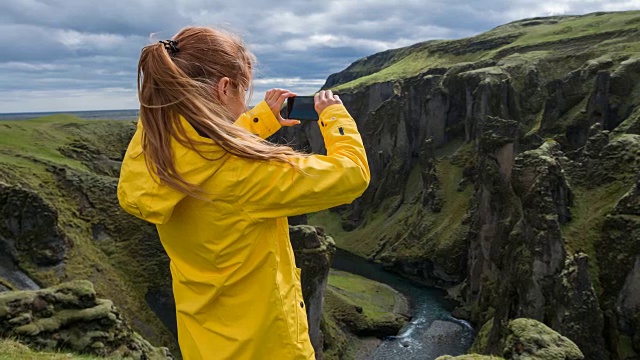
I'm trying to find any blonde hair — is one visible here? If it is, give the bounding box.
[137,26,300,197]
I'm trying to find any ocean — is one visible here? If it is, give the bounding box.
[0,109,139,121]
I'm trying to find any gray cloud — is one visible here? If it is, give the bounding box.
[1,0,639,112]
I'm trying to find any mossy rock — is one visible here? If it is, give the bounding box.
[502,318,584,360]
[321,270,409,359]
[323,270,408,337]
[0,338,101,359]
[436,355,505,360]
[469,318,494,354]
[0,281,172,359]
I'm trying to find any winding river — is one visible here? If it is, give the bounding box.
[331,249,475,359]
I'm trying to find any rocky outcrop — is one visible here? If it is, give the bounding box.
[598,172,640,358]
[0,183,68,269]
[467,139,606,359]
[0,182,65,296]
[500,318,584,360]
[549,254,606,359]
[470,318,583,360]
[320,269,409,359]
[466,116,520,321]
[290,225,336,359]
[0,280,172,359]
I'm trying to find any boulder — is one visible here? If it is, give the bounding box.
[0,280,172,359]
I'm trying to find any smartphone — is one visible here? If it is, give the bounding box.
[285,96,318,121]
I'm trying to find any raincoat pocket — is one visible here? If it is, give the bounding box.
[294,267,309,343]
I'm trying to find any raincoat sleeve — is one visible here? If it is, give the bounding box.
[233,100,282,139]
[232,104,370,220]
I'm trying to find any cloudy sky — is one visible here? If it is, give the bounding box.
[1,0,639,113]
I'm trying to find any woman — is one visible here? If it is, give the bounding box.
[117,26,369,360]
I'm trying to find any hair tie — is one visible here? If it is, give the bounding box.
[159,40,179,54]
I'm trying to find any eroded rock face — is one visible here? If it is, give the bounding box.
[276,13,640,360]
[0,280,172,359]
[467,136,608,359]
[466,116,521,318]
[550,254,606,360]
[598,172,640,357]
[0,183,68,268]
[290,225,336,360]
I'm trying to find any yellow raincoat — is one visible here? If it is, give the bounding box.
[117,101,369,359]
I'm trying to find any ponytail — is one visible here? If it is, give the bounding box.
[137,27,303,198]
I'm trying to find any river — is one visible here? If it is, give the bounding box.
[331,248,475,359]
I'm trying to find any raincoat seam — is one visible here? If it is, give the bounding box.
[144,178,162,222]
[273,264,298,351]
[231,158,257,224]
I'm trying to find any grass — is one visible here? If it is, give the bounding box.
[333,50,477,92]
[0,339,101,360]
[327,270,403,317]
[0,115,177,354]
[322,270,408,359]
[309,156,471,276]
[498,11,640,49]
[561,181,632,294]
[330,11,640,92]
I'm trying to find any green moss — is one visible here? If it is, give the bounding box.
[321,270,407,359]
[617,334,639,359]
[329,11,640,93]
[320,311,354,360]
[333,50,476,92]
[561,181,631,294]
[311,159,471,279]
[504,318,584,359]
[469,318,494,354]
[328,270,404,318]
[325,270,407,331]
[0,339,102,360]
[0,278,14,291]
[309,160,473,259]
[436,355,504,360]
[500,12,640,49]
[0,116,176,353]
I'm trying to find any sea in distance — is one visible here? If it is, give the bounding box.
[0,109,139,121]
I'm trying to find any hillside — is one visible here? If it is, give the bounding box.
[0,115,178,354]
[275,10,640,360]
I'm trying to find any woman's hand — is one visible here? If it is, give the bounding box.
[314,90,342,116]
[264,88,300,127]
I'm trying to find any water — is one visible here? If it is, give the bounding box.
[331,249,475,359]
[0,109,139,121]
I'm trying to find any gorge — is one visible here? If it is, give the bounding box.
[1,10,640,360]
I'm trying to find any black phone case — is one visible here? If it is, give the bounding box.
[286,96,318,121]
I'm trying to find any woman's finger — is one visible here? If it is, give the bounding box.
[265,89,280,103]
[265,89,275,102]
[279,118,301,127]
[276,92,296,108]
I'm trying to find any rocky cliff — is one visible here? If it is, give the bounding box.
[277,11,640,360]
[0,118,179,354]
